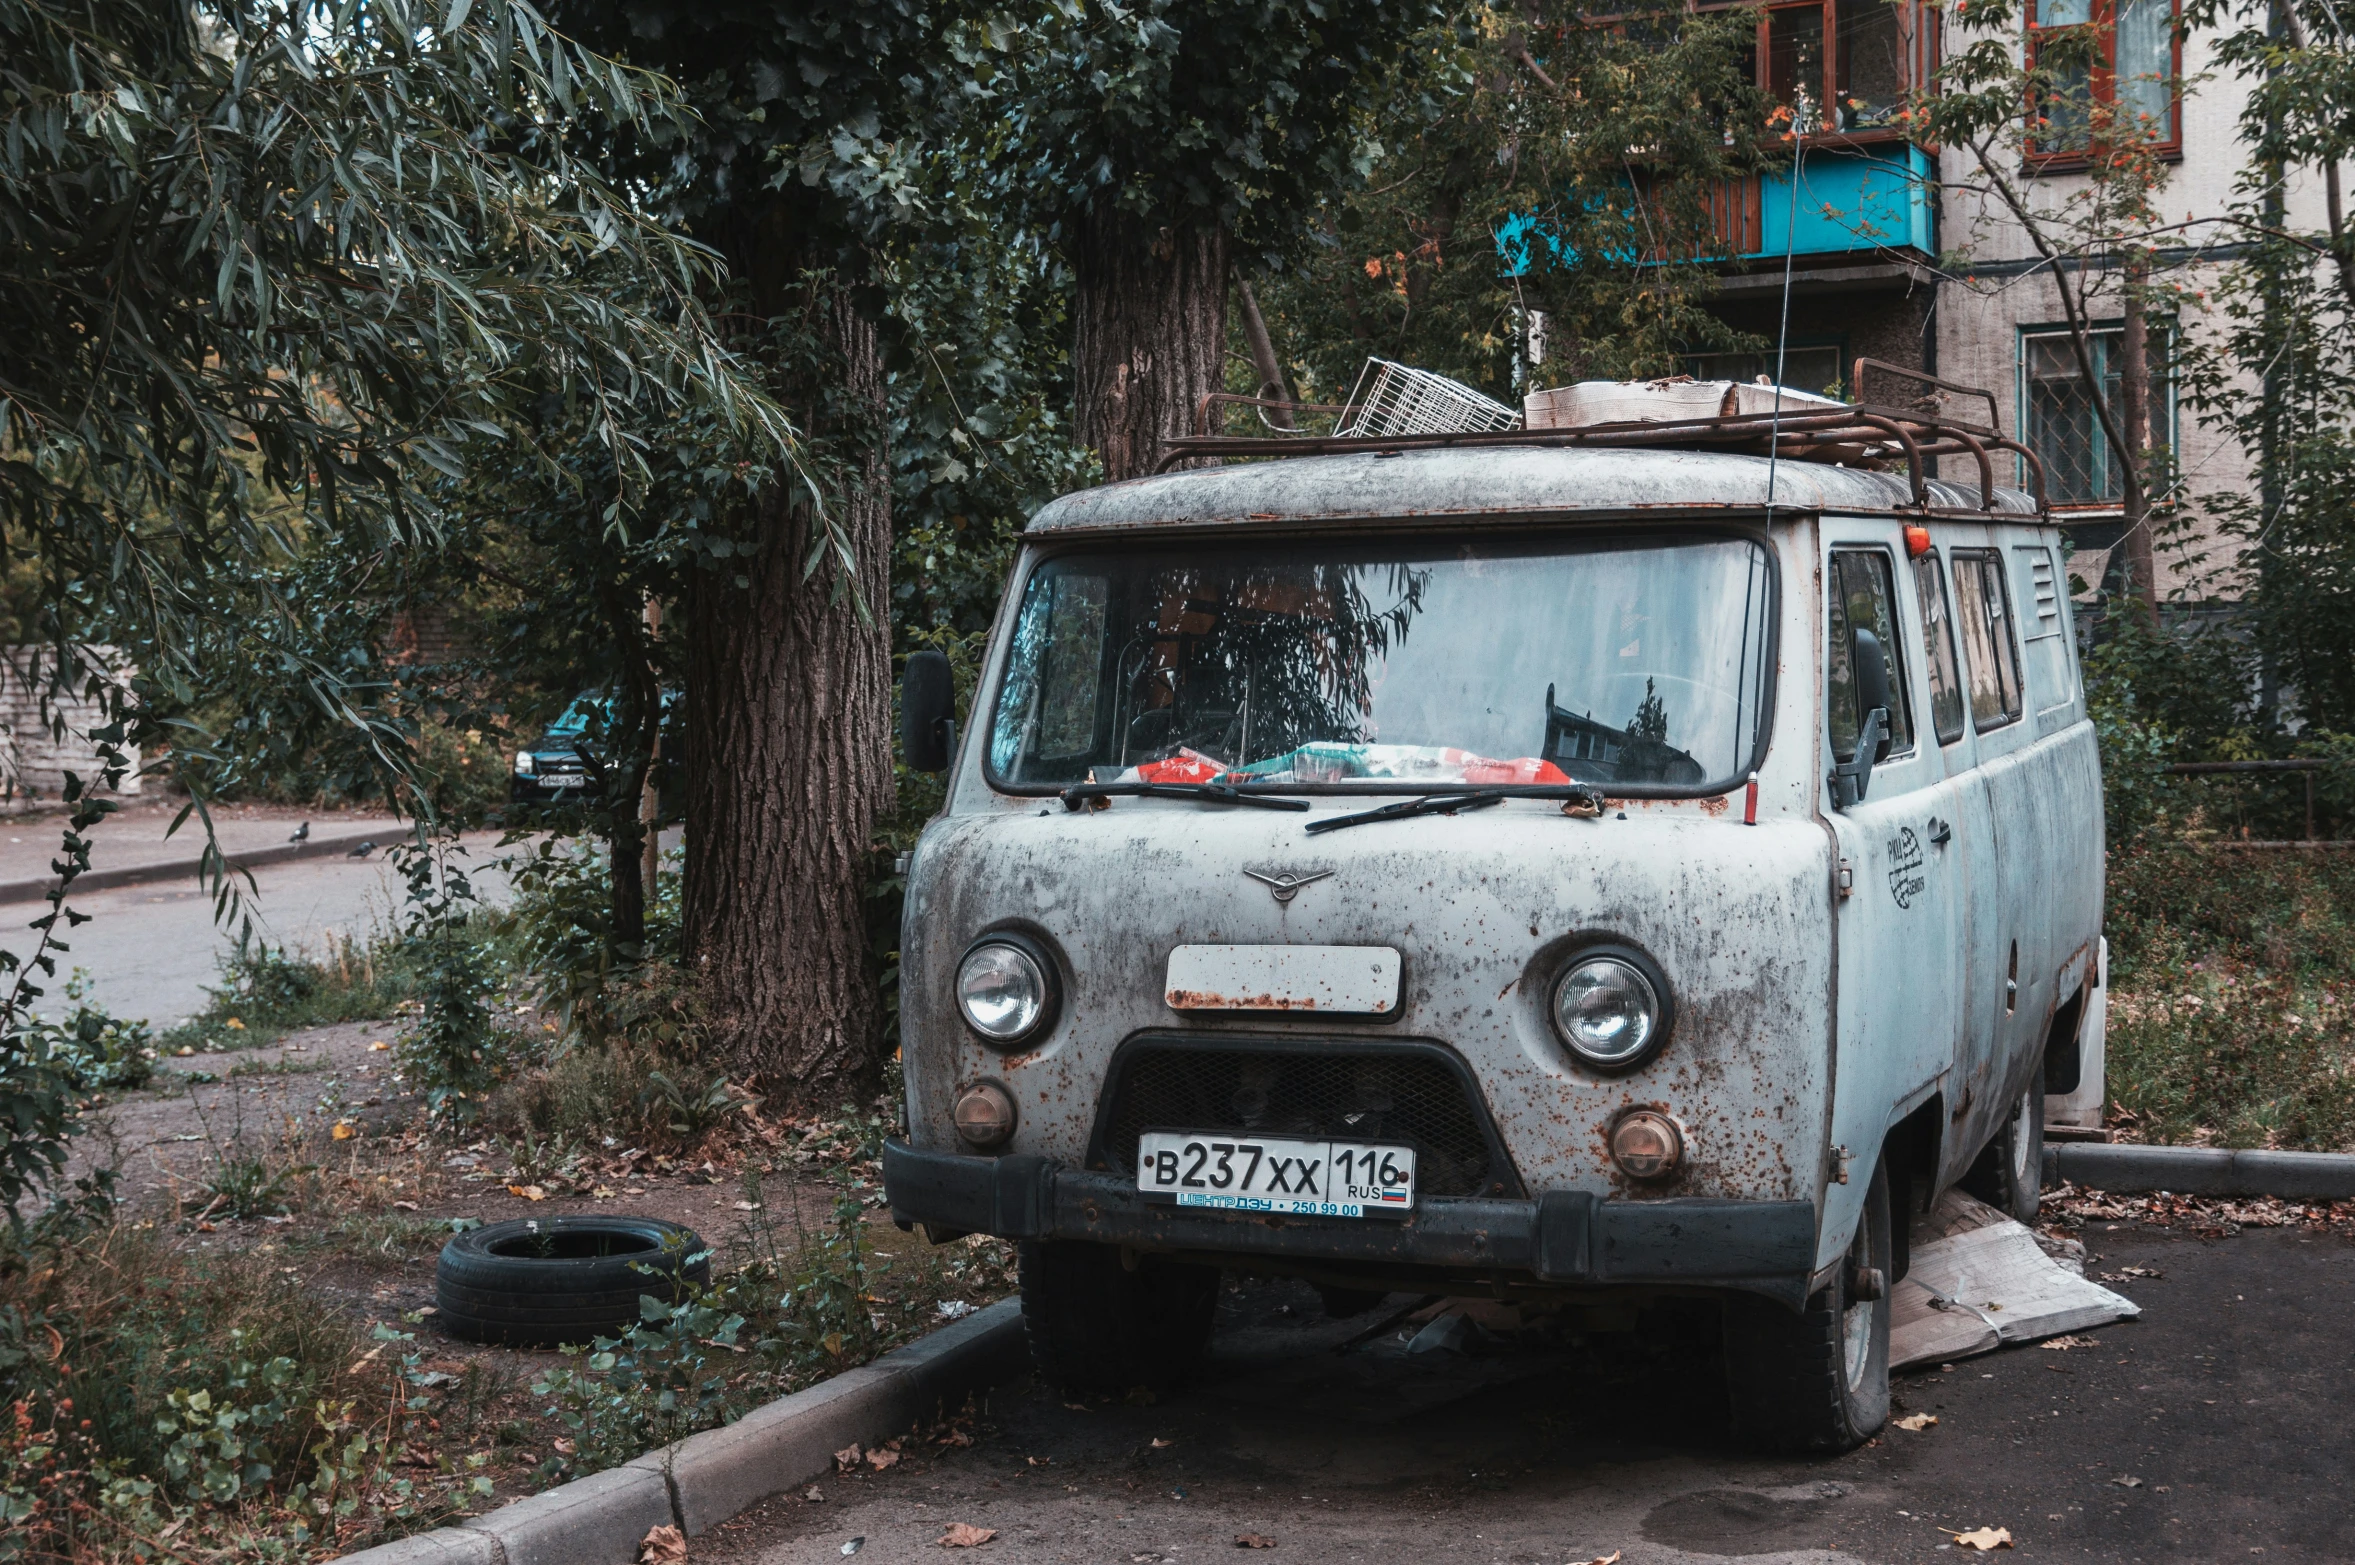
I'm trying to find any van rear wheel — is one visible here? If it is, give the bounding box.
[1018,1241,1219,1395]
[1964,1060,2046,1225]
[1723,1161,1892,1453]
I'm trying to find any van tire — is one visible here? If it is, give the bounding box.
[1018,1241,1219,1395]
[1963,1059,2045,1225]
[1722,1162,1891,1453]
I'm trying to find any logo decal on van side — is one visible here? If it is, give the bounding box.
[1886,827,1927,909]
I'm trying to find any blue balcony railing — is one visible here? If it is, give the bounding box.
[1497,144,1935,274]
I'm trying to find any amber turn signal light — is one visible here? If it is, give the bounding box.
[1609,1110,1684,1180]
[953,1081,1017,1148]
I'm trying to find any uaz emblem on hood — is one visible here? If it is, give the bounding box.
[1244,867,1334,904]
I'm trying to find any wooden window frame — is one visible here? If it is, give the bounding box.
[1686,0,1938,148]
[2025,0,2184,169]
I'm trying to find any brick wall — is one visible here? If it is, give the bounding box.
[0,647,143,806]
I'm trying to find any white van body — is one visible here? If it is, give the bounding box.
[885,443,2105,1446]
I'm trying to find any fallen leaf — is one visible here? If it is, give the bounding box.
[865,1447,901,1471]
[391,1200,419,1212]
[225,1017,246,1031]
[637,1522,687,1563]
[1234,1534,1276,1550]
[934,1428,974,1447]
[1580,1556,1623,1565]
[2040,1334,2099,1351]
[834,1443,862,1473]
[369,1040,390,1052]
[592,1186,618,1199]
[938,1523,996,1548]
[509,1184,547,1201]
[1951,1526,2014,1550]
[195,1221,216,1233]
[1150,1437,1173,1450]
[2110,1475,2143,1488]
[805,1486,825,1502]
[552,1438,577,1456]
[841,1540,864,1557]
[1893,1413,1938,1431]
[332,1122,357,1141]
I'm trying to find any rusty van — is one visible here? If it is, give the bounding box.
[883,371,2106,1452]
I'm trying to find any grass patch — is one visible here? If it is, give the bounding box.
[2103,846,2355,1150]
[229,1052,330,1078]
[163,935,421,1052]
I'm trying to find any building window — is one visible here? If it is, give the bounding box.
[1700,0,1934,139]
[2020,327,2172,508]
[2028,0,2181,160]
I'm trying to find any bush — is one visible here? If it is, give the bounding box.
[20,969,155,1092]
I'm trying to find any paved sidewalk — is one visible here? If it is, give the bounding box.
[0,796,404,900]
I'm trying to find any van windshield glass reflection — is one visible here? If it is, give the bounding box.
[987,536,1774,794]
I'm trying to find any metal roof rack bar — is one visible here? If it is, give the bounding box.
[1162,385,2047,516]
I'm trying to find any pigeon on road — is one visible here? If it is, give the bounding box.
[288,821,310,843]
[346,840,377,859]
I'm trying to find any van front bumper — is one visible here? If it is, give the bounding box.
[883,1140,1820,1308]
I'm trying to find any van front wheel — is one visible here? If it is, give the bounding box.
[1018,1241,1219,1395]
[1722,1162,1892,1453]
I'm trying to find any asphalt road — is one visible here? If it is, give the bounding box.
[0,833,512,1027]
[700,1220,2353,1564]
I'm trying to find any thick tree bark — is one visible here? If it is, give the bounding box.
[682,224,894,1099]
[1072,202,1230,481]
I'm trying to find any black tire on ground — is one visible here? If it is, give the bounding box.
[1018,1240,1219,1395]
[1963,1054,2046,1225]
[436,1216,709,1348]
[1315,1285,1389,1320]
[1723,1160,1892,1454]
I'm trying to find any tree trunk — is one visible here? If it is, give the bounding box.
[681,229,894,1099]
[2117,249,2158,618]
[1072,202,1230,481]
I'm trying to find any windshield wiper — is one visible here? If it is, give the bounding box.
[1060,782,1311,813]
[1304,783,1610,835]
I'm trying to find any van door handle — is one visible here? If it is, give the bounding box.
[1928,817,1952,847]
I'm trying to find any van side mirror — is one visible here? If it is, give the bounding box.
[1833,627,1893,810]
[902,650,956,773]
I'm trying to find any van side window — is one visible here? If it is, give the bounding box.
[1950,550,2023,730]
[1911,552,1967,745]
[1826,549,1915,761]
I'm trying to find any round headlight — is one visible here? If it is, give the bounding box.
[1550,954,1663,1069]
[955,938,1055,1046]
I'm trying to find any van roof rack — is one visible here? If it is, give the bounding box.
[1157,357,2048,516]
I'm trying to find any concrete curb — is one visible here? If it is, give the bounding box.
[335,1297,1029,1565]
[0,829,392,904]
[2045,1142,2355,1200]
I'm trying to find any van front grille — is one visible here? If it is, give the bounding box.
[1089,1039,1519,1199]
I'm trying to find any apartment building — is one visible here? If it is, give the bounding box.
[1614,0,2313,603]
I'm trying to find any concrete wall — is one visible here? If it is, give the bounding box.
[0,648,142,807]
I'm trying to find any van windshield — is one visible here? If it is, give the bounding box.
[987,533,1775,794]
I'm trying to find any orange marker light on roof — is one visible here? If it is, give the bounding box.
[1904,523,1933,558]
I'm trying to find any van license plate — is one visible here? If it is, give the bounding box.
[1135,1131,1415,1218]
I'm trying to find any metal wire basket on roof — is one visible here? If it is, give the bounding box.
[1334,358,1523,440]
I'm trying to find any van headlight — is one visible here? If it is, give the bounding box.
[955,936,1057,1047]
[1550,951,1668,1070]
[513,750,536,777]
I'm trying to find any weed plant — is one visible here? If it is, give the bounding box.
[531,1174,1015,1481]
[2103,846,2355,1150]
[0,1211,484,1558]
[164,937,422,1053]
